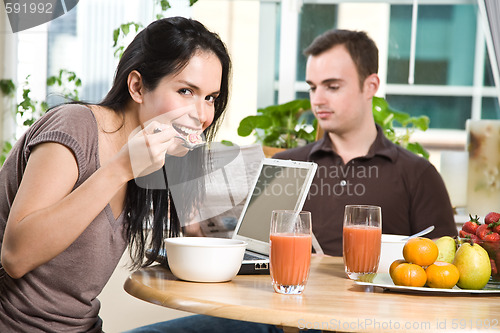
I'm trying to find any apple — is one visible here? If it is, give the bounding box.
[434,236,456,263]
[453,243,491,289]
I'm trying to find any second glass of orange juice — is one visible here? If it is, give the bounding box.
[269,210,312,295]
[343,205,382,280]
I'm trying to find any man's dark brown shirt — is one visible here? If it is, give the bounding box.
[274,125,457,256]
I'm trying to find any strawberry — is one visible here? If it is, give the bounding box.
[459,230,480,242]
[462,215,481,234]
[476,223,491,240]
[481,234,500,257]
[488,221,500,234]
[485,211,500,225]
[491,259,498,277]
[459,229,469,238]
[484,232,500,242]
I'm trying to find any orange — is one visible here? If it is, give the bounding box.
[391,263,427,287]
[425,261,460,289]
[389,259,406,279]
[403,237,439,266]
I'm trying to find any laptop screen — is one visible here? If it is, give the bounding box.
[233,159,317,255]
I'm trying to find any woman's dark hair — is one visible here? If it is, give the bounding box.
[304,29,378,90]
[99,17,231,268]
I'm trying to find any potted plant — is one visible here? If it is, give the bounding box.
[237,99,317,157]
[238,96,430,159]
[372,96,430,159]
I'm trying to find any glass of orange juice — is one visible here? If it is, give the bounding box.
[343,205,382,280]
[269,210,312,294]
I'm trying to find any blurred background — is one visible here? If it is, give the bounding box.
[2,0,499,152]
[1,0,499,331]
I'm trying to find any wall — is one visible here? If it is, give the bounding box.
[99,253,189,332]
[193,0,261,146]
[0,5,17,143]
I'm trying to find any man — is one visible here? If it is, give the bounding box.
[274,29,458,256]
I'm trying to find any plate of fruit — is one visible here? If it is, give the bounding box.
[355,228,500,294]
[458,212,500,283]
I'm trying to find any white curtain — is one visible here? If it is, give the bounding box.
[478,0,500,108]
[0,10,18,144]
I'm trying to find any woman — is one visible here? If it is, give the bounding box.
[0,17,230,332]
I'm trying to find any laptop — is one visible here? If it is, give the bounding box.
[150,157,318,275]
[232,158,317,274]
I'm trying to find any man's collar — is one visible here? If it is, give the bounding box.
[365,124,398,162]
[308,124,397,162]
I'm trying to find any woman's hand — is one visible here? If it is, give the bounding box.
[1,119,189,278]
[122,121,189,180]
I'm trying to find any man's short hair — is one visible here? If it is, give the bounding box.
[304,29,379,88]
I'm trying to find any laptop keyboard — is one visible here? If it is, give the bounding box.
[243,251,268,261]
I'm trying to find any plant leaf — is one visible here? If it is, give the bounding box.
[46,76,57,86]
[220,140,234,146]
[112,28,120,47]
[262,131,281,147]
[406,142,430,159]
[158,0,171,11]
[121,24,130,35]
[372,97,430,159]
[405,115,430,131]
[237,115,272,136]
[0,79,16,96]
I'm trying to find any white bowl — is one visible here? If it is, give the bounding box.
[377,234,407,274]
[165,237,247,282]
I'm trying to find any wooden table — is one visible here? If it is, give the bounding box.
[124,255,500,332]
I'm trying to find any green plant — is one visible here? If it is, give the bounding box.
[238,96,430,159]
[372,96,430,159]
[17,75,48,127]
[17,71,81,127]
[0,79,16,166]
[0,71,82,165]
[112,0,199,58]
[0,79,15,96]
[0,141,12,166]
[112,22,143,58]
[237,99,317,149]
[1,0,199,166]
[46,69,82,103]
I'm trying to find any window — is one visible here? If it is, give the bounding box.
[258,0,500,134]
[386,3,499,129]
[7,0,261,145]
[45,0,160,104]
[296,4,338,82]
[7,0,500,145]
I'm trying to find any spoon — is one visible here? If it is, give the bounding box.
[175,135,206,150]
[401,225,435,241]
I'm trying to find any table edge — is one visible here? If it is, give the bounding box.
[123,275,311,327]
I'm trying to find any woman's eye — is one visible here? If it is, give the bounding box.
[328,85,339,91]
[308,87,316,93]
[206,95,217,104]
[178,88,193,96]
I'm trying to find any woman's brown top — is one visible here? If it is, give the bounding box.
[0,104,127,333]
